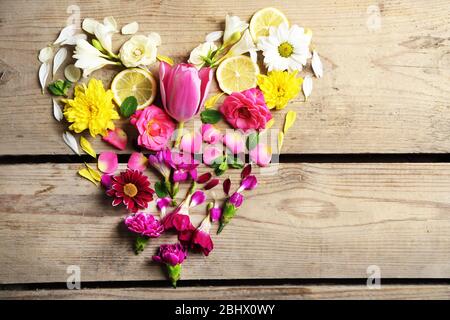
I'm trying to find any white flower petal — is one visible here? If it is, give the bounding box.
[63,131,80,155]
[61,33,87,46]
[303,75,313,100]
[38,62,50,93]
[103,16,118,31]
[52,99,63,122]
[82,18,99,34]
[223,15,248,44]
[64,64,81,82]
[311,50,323,78]
[228,30,256,57]
[148,32,162,46]
[52,47,68,76]
[122,21,139,35]
[38,46,53,63]
[54,24,77,45]
[205,30,223,43]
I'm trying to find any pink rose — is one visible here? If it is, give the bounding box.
[130,105,176,151]
[220,88,272,132]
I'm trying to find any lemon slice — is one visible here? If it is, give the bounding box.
[249,7,289,42]
[216,56,259,94]
[111,68,156,109]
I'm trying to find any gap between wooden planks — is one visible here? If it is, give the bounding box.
[2,0,450,155]
[0,285,449,300]
[0,163,449,284]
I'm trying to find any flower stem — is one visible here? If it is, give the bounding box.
[174,121,184,149]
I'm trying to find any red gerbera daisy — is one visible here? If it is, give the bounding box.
[106,169,155,213]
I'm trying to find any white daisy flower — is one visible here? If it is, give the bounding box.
[257,22,312,72]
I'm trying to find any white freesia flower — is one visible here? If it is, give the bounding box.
[188,42,218,68]
[119,34,160,68]
[258,22,312,72]
[223,15,249,46]
[82,17,118,55]
[73,39,116,77]
[228,30,257,63]
[205,31,223,43]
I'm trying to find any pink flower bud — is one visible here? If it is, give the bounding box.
[201,124,222,144]
[180,131,202,154]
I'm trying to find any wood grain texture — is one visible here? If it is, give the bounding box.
[1,163,450,284]
[2,0,450,155]
[1,285,449,300]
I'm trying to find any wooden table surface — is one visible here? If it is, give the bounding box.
[0,0,449,300]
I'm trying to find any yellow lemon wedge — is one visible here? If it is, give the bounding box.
[111,68,156,109]
[216,56,259,94]
[249,7,289,42]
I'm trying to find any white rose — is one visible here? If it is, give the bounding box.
[120,34,160,68]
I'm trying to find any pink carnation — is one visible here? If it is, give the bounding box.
[220,88,272,132]
[124,212,164,238]
[130,105,176,151]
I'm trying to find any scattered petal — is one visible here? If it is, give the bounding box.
[204,178,219,190]
[102,128,128,150]
[38,63,50,94]
[239,175,258,191]
[38,46,53,63]
[190,190,206,207]
[64,64,81,82]
[54,24,77,45]
[52,99,63,121]
[128,152,148,172]
[157,54,173,65]
[78,168,99,186]
[283,111,297,133]
[62,131,80,155]
[278,131,284,153]
[223,178,231,195]
[302,75,313,101]
[53,47,68,76]
[311,50,323,78]
[80,136,97,158]
[122,22,139,35]
[85,163,102,182]
[265,118,275,130]
[205,30,223,42]
[98,151,118,174]
[241,164,252,179]
[197,172,212,184]
[204,93,224,109]
[148,32,162,46]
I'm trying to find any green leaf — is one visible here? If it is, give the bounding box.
[120,96,138,118]
[215,160,228,176]
[134,236,149,255]
[200,109,222,124]
[48,79,72,96]
[229,156,244,169]
[246,132,259,151]
[154,180,169,198]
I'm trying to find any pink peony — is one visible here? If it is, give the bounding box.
[220,88,272,132]
[124,212,164,238]
[130,105,176,151]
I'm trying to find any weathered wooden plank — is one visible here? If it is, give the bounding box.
[0,285,448,300]
[2,0,450,155]
[0,163,449,283]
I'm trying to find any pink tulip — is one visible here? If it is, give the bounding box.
[159,62,213,123]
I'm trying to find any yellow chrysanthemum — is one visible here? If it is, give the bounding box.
[257,71,302,110]
[63,78,120,137]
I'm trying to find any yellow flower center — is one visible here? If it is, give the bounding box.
[278,42,294,58]
[124,183,138,197]
[133,48,143,56]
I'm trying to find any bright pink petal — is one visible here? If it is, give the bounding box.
[249,142,272,167]
[223,131,245,154]
[98,151,118,174]
[180,131,202,154]
[128,152,148,172]
[190,190,206,207]
[102,128,128,150]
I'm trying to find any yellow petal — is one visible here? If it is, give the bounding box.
[204,93,224,109]
[283,111,297,133]
[265,118,275,130]
[78,168,99,186]
[278,131,284,153]
[80,136,97,158]
[157,54,174,66]
[84,163,102,182]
